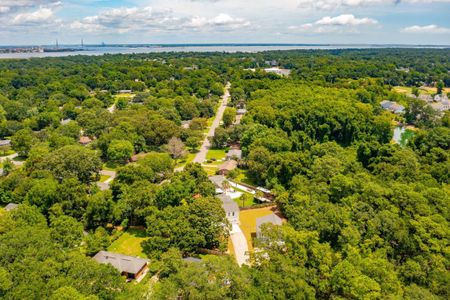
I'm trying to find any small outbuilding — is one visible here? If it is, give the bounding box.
[256,213,282,239]
[218,160,237,175]
[226,149,242,161]
[0,140,11,147]
[93,251,148,281]
[4,203,19,212]
[79,136,92,145]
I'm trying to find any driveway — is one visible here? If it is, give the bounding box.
[230,223,250,266]
[192,83,230,164]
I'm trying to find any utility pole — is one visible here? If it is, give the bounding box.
[56,39,59,49]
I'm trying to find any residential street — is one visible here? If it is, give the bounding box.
[192,82,230,164]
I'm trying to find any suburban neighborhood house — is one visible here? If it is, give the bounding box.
[209,175,228,194]
[4,203,18,212]
[217,193,239,225]
[218,160,238,175]
[93,251,148,281]
[256,213,283,239]
[409,92,450,112]
[226,149,242,161]
[380,100,405,114]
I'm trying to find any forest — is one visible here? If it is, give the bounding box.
[0,49,449,299]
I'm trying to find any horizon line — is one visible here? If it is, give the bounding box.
[1,43,450,48]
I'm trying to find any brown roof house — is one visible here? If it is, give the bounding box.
[93,251,148,281]
[218,160,237,176]
[79,136,92,146]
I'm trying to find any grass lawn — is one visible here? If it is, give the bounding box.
[239,206,277,252]
[102,162,120,171]
[175,153,196,168]
[393,86,450,95]
[400,129,415,147]
[206,149,227,161]
[233,189,257,207]
[202,165,218,176]
[114,93,135,98]
[108,228,148,258]
[0,150,15,157]
[99,175,110,182]
[234,169,257,186]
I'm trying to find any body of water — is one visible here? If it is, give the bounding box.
[1,44,448,59]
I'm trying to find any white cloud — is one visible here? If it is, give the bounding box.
[187,13,250,30]
[70,7,250,34]
[290,14,378,33]
[316,14,378,26]
[13,7,54,24]
[401,24,450,33]
[297,0,450,9]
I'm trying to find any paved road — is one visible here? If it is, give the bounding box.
[96,170,117,190]
[175,82,230,173]
[230,223,250,266]
[192,82,230,164]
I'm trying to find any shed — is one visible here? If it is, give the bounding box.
[256,213,282,239]
[218,160,237,175]
[93,251,148,280]
[4,203,19,211]
[226,149,242,161]
[79,136,92,145]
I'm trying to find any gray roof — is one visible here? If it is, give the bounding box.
[217,194,239,213]
[183,257,202,263]
[4,203,18,211]
[93,251,148,274]
[256,213,282,233]
[0,140,11,147]
[226,149,242,160]
[209,175,227,188]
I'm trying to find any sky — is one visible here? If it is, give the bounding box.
[0,0,449,45]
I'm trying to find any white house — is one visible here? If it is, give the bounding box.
[217,194,239,225]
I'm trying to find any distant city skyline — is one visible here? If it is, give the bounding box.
[0,0,449,46]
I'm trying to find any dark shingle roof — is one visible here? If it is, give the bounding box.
[93,251,148,274]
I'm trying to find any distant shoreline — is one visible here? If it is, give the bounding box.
[1,43,450,48]
[0,44,449,60]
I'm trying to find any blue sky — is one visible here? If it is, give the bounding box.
[0,0,449,45]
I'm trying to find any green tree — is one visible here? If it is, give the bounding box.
[10,128,36,157]
[223,107,237,127]
[107,139,133,163]
[42,145,102,184]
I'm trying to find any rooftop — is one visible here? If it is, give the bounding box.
[93,251,148,275]
[4,203,19,211]
[256,213,282,232]
[219,160,238,171]
[0,140,11,147]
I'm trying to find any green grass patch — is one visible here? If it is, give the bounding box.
[202,166,218,176]
[400,129,415,147]
[206,149,227,161]
[234,169,257,186]
[103,162,120,171]
[234,193,257,207]
[175,153,196,168]
[108,228,148,258]
[0,150,15,157]
[99,175,110,182]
